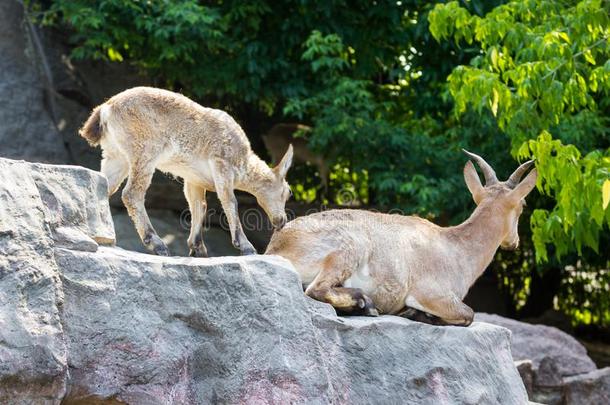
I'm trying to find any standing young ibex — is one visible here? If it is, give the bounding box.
[79,87,293,256]
[266,151,537,325]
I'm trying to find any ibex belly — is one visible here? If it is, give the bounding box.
[343,263,376,296]
[157,157,216,190]
[344,263,410,314]
[404,295,427,312]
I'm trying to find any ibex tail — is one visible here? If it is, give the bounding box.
[79,105,103,146]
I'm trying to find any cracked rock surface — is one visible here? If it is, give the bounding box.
[0,158,528,404]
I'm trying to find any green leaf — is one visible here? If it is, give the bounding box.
[491,47,499,69]
[583,49,596,65]
[603,179,610,210]
[107,47,123,62]
[491,88,499,116]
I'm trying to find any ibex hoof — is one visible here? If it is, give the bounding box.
[241,246,257,256]
[364,307,379,317]
[354,293,378,317]
[188,241,208,258]
[189,248,207,258]
[153,244,170,256]
[144,232,170,256]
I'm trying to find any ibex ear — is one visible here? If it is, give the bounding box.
[275,144,293,178]
[509,168,537,201]
[464,161,485,204]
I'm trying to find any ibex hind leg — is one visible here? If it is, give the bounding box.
[397,307,452,326]
[184,181,208,257]
[100,154,128,196]
[414,294,474,327]
[305,251,379,317]
[122,165,170,256]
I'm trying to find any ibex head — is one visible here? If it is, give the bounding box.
[257,144,294,230]
[462,150,537,250]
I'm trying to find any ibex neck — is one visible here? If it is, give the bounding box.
[448,202,506,287]
[238,154,274,196]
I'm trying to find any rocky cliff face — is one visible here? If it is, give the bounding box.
[0,158,529,403]
[0,0,148,168]
[0,1,68,163]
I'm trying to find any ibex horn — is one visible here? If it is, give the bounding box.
[506,160,535,188]
[462,149,498,185]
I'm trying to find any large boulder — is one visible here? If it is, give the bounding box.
[476,313,609,404]
[0,157,529,404]
[563,367,610,404]
[0,158,114,402]
[56,248,524,404]
[476,313,596,385]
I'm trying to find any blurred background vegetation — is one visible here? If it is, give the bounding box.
[30,0,609,331]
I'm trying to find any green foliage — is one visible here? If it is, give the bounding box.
[559,264,610,325]
[526,134,610,261]
[43,0,498,217]
[42,0,410,109]
[429,0,610,262]
[42,0,608,326]
[44,0,225,82]
[284,17,505,217]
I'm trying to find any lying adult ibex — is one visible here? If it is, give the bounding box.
[266,151,537,325]
[80,87,293,256]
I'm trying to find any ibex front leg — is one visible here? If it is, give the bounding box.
[122,166,170,256]
[212,163,256,255]
[184,181,208,257]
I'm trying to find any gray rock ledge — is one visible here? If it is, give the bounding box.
[0,157,527,404]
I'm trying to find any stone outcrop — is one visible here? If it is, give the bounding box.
[0,157,528,404]
[0,158,113,402]
[563,367,610,404]
[477,313,610,404]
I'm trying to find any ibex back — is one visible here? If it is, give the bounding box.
[80,87,293,256]
[266,151,537,325]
